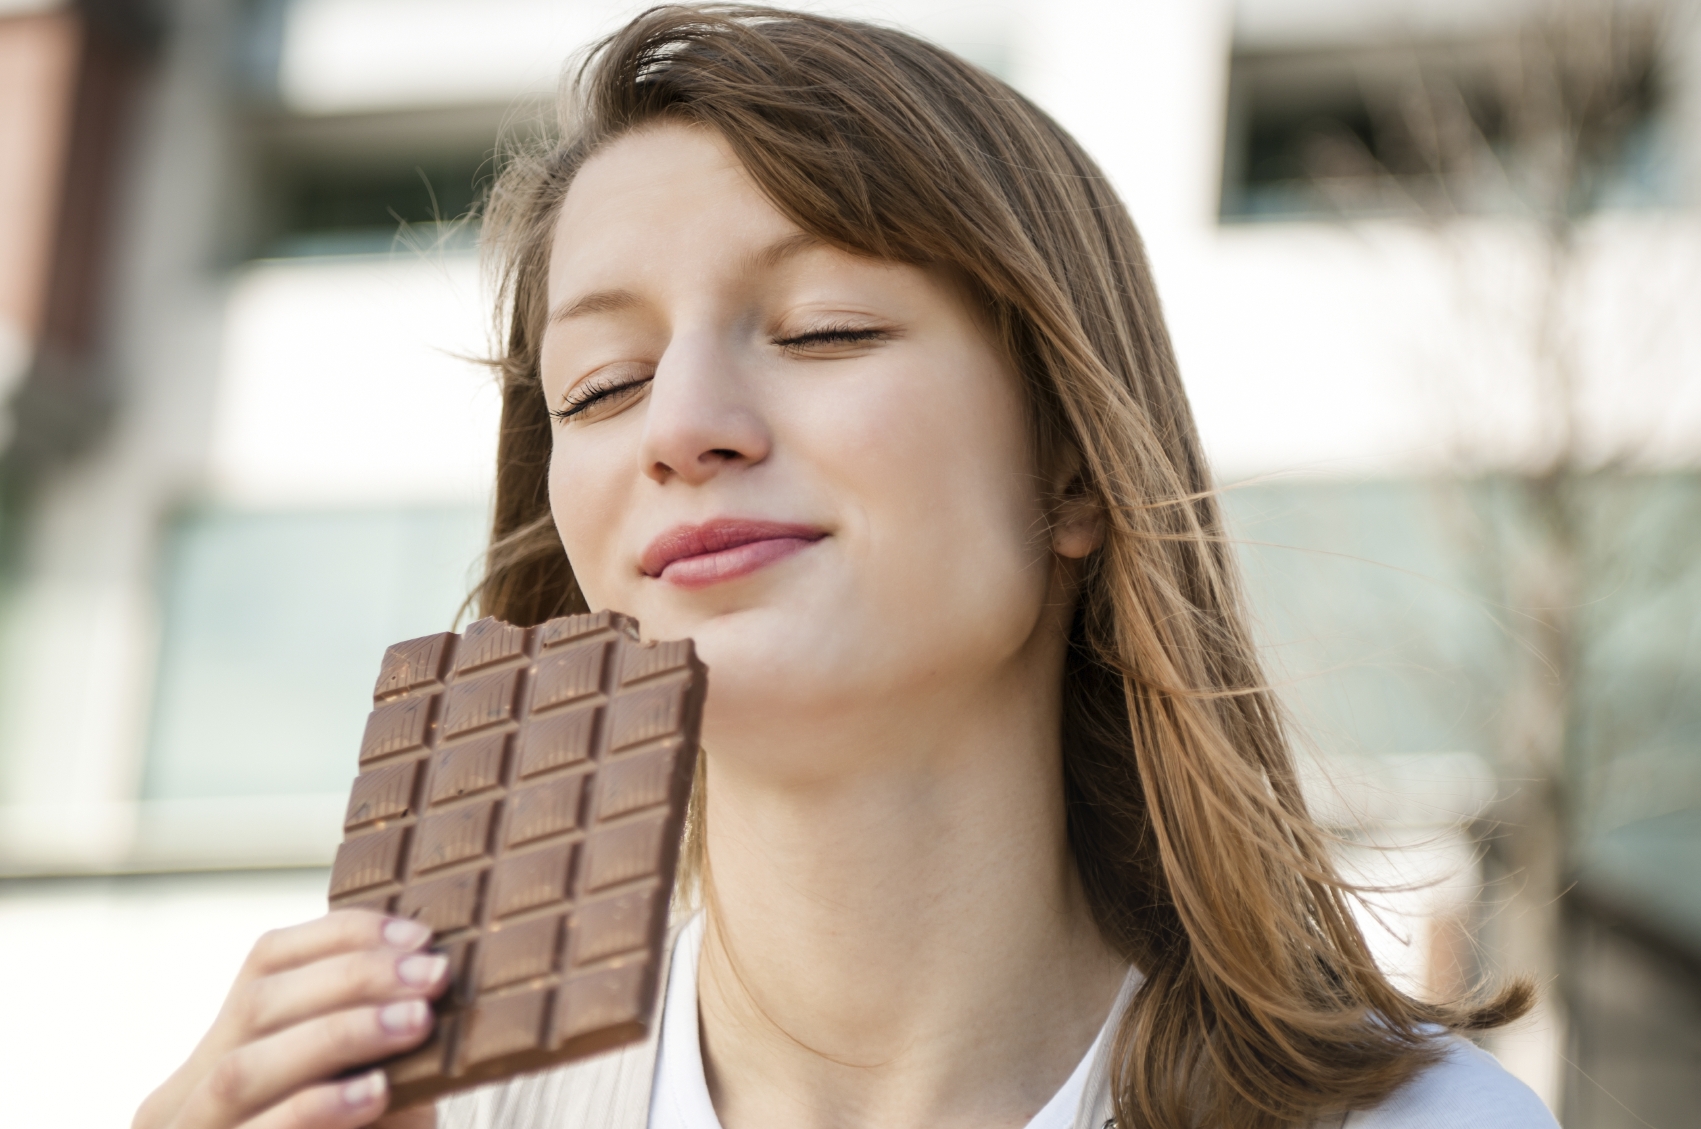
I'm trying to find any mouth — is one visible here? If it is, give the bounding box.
[640,518,827,590]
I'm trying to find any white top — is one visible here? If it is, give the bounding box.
[438,918,1559,1129]
[1342,1038,1559,1128]
[646,914,1109,1129]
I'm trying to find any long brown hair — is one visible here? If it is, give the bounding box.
[474,7,1531,1126]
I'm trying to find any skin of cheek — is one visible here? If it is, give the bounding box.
[779,333,1055,703]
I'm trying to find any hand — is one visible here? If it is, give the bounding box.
[134,910,448,1129]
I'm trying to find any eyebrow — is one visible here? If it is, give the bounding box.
[549,288,641,325]
[548,233,829,326]
[748,230,825,272]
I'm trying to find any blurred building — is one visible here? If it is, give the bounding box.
[0,0,1697,1125]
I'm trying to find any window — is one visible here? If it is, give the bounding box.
[248,105,519,257]
[1220,19,1667,221]
[143,506,488,802]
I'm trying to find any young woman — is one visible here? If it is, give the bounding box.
[136,8,1558,1129]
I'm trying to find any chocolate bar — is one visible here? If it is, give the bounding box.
[327,610,705,1108]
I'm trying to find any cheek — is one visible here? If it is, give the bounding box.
[795,351,1049,651]
[547,432,635,608]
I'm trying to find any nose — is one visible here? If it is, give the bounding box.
[639,330,771,486]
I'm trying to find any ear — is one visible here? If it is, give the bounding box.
[1050,473,1104,560]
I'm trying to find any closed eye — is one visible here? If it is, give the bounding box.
[549,370,651,422]
[772,326,889,355]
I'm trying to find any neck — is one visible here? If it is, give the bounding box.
[691,648,1128,1129]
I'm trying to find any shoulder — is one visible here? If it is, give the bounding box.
[1341,1038,1558,1129]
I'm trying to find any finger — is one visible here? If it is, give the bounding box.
[181,1001,432,1129]
[246,949,450,1036]
[242,912,432,980]
[236,1070,390,1129]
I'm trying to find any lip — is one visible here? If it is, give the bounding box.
[640,518,827,590]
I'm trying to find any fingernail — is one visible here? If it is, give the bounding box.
[382,918,431,950]
[342,1069,386,1107]
[398,952,449,988]
[378,998,429,1035]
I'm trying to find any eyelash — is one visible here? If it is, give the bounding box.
[772,325,886,352]
[549,372,645,421]
[549,326,887,422]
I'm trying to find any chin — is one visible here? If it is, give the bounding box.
[688,610,822,694]
[689,614,865,727]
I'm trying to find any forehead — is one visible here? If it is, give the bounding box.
[548,124,801,296]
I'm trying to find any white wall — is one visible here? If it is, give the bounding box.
[0,871,330,1127]
[209,252,500,508]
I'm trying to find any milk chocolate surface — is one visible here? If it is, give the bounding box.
[327,610,705,1109]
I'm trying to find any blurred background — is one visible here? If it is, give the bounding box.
[1,0,1697,1124]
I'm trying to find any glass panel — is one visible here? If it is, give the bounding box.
[143,506,488,799]
[1224,480,1506,759]
[1226,476,1701,948]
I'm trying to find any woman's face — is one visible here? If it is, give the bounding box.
[541,124,1086,777]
